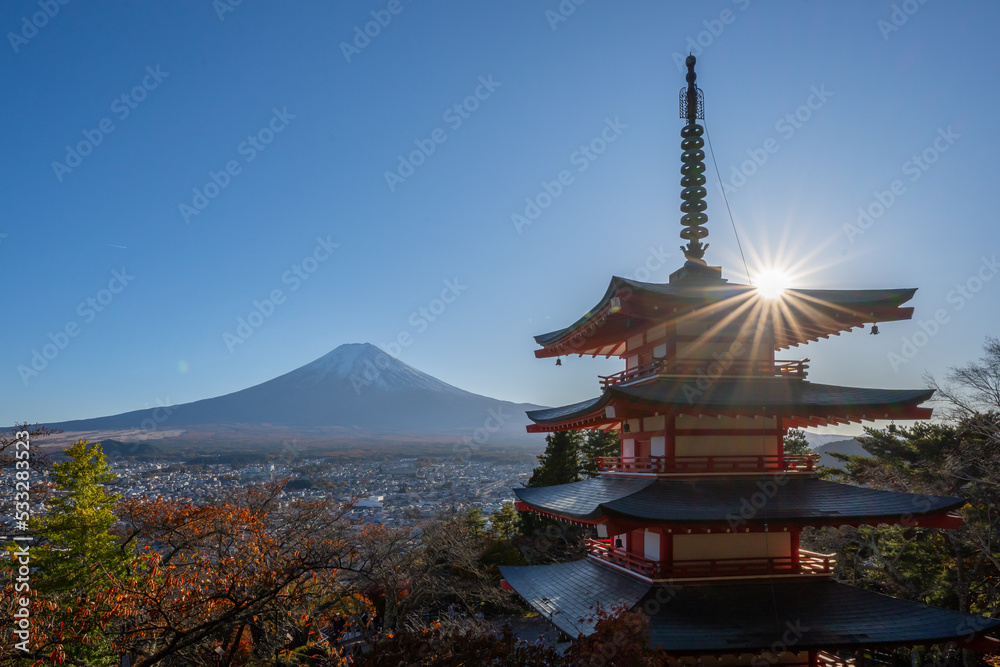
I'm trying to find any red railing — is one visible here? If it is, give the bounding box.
[599,358,809,389]
[596,453,818,475]
[584,539,658,578]
[586,539,835,580]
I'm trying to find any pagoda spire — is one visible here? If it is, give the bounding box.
[679,54,709,264]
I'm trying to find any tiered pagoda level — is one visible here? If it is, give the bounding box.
[499,56,1000,666]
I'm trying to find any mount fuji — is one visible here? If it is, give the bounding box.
[42,344,546,451]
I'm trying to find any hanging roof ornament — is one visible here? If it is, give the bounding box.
[679,55,709,265]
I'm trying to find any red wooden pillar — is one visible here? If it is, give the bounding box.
[777,416,786,468]
[665,410,676,469]
[660,531,672,578]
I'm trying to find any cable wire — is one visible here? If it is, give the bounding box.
[703,120,752,285]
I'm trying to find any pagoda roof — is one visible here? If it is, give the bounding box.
[513,476,963,526]
[499,560,649,638]
[526,378,933,430]
[533,276,917,357]
[500,559,1000,652]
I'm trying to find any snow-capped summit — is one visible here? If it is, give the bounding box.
[277,343,466,394]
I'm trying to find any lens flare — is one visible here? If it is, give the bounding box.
[755,269,791,299]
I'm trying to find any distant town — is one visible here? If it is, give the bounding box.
[2,454,535,533]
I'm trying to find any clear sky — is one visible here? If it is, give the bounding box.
[4,1,999,435]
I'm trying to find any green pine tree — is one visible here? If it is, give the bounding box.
[489,502,521,541]
[783,428,811,456]
[580,430,620,478]
[525,430,584,487]
[31,439,132,594]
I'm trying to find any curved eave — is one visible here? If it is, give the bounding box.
[533,277,917,357]
[512,476,964,527]
[499,562,1000,652]
[498,560,650,638]
[641,579,1000,653]
[526,379,934,432]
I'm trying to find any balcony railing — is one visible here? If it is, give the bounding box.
[598,358,809,389]
[584,539,659,578]
[586,539,835,580]
[596,453,819,475]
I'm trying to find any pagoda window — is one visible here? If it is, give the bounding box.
[650,435,665,457]
[643,530,661,561]
[626,354,639,369]
[626,333,644,351]
[621,438,635,458]
[653,343,667,358]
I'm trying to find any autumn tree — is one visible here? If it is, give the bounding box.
[109,482,369,666]
[352,512,518,631]
[338,615,561,666]
[565,604,662,666]
[927,336,1000,421]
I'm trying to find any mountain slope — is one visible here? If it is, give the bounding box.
[813,438,870,470]
[46,344,544,444]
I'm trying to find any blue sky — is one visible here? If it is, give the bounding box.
[3,1,999,435]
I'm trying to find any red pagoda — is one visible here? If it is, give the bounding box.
[499,57,1000,665]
